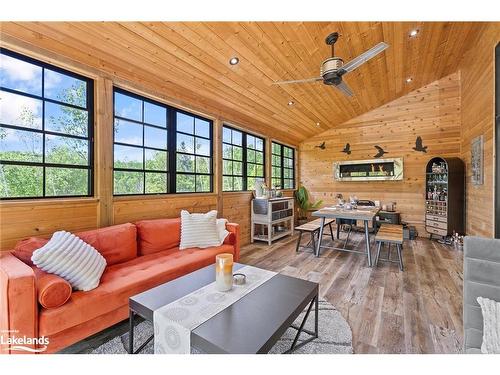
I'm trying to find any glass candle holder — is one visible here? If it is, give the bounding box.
[215,253,233,292]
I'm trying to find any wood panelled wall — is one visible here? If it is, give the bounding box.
[459,23,499,238]
[300,73,461,234]
[0,42,298,251]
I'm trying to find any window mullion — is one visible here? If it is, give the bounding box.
[242,133,248,191]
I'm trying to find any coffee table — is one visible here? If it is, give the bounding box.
[128,263,319,354]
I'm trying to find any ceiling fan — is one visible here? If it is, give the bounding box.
[272,32,389,97]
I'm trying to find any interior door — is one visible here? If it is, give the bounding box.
[495,43,500,238]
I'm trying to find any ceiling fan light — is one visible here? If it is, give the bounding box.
[229,57,239,65]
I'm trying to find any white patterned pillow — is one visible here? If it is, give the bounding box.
[180,210,222,250]
[31,231,107,291]
[477,297,500,354]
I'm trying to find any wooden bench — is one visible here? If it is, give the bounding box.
[374,224,404,271]
[295,218,335,253]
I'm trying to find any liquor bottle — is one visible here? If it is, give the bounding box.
[443,188,447,201]
[427,188,433,200]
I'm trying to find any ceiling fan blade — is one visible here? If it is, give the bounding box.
[340,42,389,74]
[272,77,323,85]
[335,81,354,97]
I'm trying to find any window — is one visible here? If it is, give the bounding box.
[175,111,212,193]
[0,49,94,199]
[112,88,213,195]
[222,125,265,191]
[271,142,295,189]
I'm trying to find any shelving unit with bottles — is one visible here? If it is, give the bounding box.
[251,197,294,245]
[425,157,465,239]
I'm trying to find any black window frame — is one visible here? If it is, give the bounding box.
[0,48,94,200]
[112,87,214,196]
[271,141,296,190]
[222,125,266,192]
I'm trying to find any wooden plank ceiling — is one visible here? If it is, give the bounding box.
[0,22,482,144]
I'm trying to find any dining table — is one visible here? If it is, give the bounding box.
[312,206,380,266]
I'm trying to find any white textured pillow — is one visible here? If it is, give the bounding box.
[216,218,230,244]
[180,210,222,250]
[31,231,107,292]
[477,297,500,354]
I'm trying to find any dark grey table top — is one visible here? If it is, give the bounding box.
[129,263,318,354]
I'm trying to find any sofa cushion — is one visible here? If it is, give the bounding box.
[13,237,49,267]
[135,218,181,256]
[38,244,236,337]
[76,223,137,266]
[180,210,221,249]
[33,267,72,309]
[32,231,107,292]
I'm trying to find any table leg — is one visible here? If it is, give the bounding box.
[315,217,325,257]
[329,222,335,240]
[295,231,303,252]
[364,220,372,267]
[128,310,135,354]
[314,293,319,338]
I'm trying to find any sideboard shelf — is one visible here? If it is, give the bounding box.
[251,197,294,245]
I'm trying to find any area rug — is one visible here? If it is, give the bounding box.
[90,299,353,354]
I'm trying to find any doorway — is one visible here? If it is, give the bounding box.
[495,43,500,238]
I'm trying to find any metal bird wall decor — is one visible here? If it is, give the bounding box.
[412,136,428,153]
[315,142,326,150]
[342,143,351,155]
[373,145,388,158]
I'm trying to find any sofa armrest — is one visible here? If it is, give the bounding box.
[224,223,241,262]
[0,252,38,354]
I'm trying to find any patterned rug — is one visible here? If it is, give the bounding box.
[90,299,353,354]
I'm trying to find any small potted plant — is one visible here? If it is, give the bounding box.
[294,185,323,225]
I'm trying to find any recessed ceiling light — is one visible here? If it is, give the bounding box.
[406,77,413,83]
[316,122,321,127]
[409,29,419,37]
[288,101,295,106]
[229,57,239,65]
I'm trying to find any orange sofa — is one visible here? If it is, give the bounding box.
[0,218,240,354]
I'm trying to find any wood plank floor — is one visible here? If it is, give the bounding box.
[240,230,464,354]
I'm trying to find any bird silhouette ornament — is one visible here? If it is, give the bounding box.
[315,142,326,150]
[373,145,387,158]
[342,143,351,155]
[412,136,428,153]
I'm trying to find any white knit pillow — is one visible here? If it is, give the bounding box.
[477,297,500,354]
[179,210,222,250]
[31,231,107,291]
[216,218,230,244]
